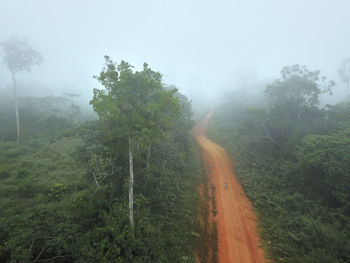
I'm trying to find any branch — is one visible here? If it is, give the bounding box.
[32,246,45,262]
[92,170,101,189]
[28,238,35,260]
[37,255,71,262]
[108,151,114,176]
[262,120,281,148]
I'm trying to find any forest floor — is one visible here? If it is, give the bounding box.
[194,112,266,263]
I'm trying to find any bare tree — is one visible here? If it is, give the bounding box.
[1,37,43,142]
[339,58,350,95]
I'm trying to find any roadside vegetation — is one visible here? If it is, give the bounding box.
[0,57,201,262]
[209,65,350,262]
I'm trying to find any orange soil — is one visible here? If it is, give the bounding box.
[195,112,266,263]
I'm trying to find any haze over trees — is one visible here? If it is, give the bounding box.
[339,58,350,94]
[0,56,200,262]
[264,64,334,149]
[1,37,43,143]
[1,1,350,262]
[210,65,350,262]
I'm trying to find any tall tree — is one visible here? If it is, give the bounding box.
[264,65,334,149]
[90,56,181,226]
[63,93,82,127]
[339,58,350,94]
[266,65,334,110]
[1,37,43,142]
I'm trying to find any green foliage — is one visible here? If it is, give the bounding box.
[266,64,334,109]
[91,56,181,147]
[325,101,350,130]
[0,94,85,142]
[209,66,350,262]
[196,154,217,263]
[91,56,185,228]
[297,131,350,210]
[0,84,199,262]
[263,65,336,154]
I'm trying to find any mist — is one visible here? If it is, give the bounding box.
[1,0,350,104]
[2,1,350,261]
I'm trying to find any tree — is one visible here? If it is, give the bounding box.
[0,37,43,142]
[90,56,181,226]
[63,93,82,127]
[339,58,350,94]
[266,65,334,110]
[264,65,334,149]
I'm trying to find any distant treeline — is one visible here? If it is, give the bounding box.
[0,92,94,142]
[209,65,350,262]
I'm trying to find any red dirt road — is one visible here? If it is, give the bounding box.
[195,113,266,263]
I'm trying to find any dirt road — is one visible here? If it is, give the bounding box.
[195,112,266,263]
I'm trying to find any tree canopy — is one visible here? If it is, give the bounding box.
[265,64,334,109]
[1,37,43,74]
[264,65,335,151]
[91,56,181,147]
[90,56,182,226]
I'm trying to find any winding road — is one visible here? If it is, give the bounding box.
[195,112,266,263]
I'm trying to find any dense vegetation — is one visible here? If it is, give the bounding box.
[90,57,182,227]
[209,65,350,262]
[0,91,88,142]
[0,67,201,261]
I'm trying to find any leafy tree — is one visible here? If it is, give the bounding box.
[90,56,181,226]
[266,64,333,111]
[0,37,43,142]
[264,65,334,151]
[338,58,350,94]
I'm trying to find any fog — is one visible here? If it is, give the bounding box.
[1,0,350,103]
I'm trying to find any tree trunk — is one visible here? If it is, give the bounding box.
[146,144,151,168]
[11,71,20,143]
[92,171,101,189]
[128,135,134,227]
[262,120,281,148]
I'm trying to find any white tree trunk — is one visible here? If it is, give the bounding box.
[128,135,134,227]
[92,171,101,189]
[11,71,20,143]
[146,144,151,167]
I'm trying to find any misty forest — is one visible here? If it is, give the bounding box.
[1,1,350,263]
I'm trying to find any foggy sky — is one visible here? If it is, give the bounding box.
[1,0,350,102]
